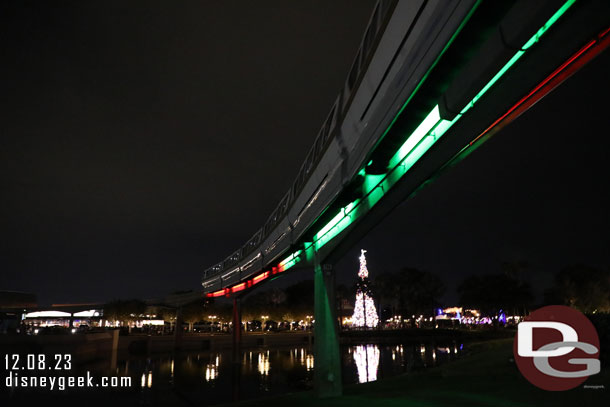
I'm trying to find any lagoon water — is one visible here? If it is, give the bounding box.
[117,342,461,405]
[4,342,463,406]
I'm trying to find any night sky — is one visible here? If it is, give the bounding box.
[1,2,608,306]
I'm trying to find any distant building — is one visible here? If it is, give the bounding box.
[0,291,37,334]
[339,298,354,326]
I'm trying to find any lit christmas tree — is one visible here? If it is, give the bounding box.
[351,249,379,328]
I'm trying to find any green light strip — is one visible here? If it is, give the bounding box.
[279,249,303,271]
[307,0,575,254]
[314,207,351,241]
[389,105,441,168]
[522,0,576,50]
[459,0,576,117]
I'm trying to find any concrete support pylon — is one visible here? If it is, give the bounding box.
[173,306,183,350]
[313,256,342,398]
[232,296,242,402]
[232,296,241,361]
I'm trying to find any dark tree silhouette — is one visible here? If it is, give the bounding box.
[181,300,206,332]
[335,283,349,327]
[545,265,610,313]
[241,281,313,322]
[103,299,146,326]
[458,274,533,316]
[284,279,314,315]
[396,268,445,317]
[372,268,445,320]
[374,272,400,318]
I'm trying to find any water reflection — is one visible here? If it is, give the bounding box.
[205,353,221,382]
[109,342,463,405]
[353,344,379,383]
[205,363,218,382]
[305,353,314,371]
[257,351,270,376]
[391,344,404,362]
[140,371,152,388]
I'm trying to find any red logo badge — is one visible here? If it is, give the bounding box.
[514,305,600,391]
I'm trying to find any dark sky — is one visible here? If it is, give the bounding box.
[1,2,608,306]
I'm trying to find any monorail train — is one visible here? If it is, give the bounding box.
[202,0,610,293]
[202,0,477,291]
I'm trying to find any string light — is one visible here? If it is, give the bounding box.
[351,249,379,328]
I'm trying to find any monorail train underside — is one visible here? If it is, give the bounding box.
[200,0,610,298]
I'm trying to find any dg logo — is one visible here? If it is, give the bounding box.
[514,305,601,391]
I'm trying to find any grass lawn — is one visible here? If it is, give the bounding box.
[226,339,608,407]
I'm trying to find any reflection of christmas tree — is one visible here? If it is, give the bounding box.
[353,344,380,383]
[351,250,379,328]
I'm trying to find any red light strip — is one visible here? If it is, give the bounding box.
[207,289,225,298]
[468,26,610,147]
[252,271,269,285]
[231,282,246,293]
[205,269,272,297]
